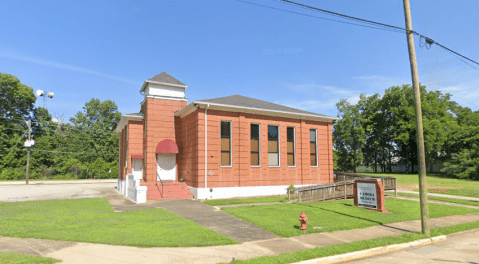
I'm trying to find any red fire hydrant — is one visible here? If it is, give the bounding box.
[299,212,308,230]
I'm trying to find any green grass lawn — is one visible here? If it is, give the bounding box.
[358,172,479,198]
[0,198,236,247]
[0,252,60,264]
[397,192,479,207]
[204,195,289,206]
[221,198,479,237]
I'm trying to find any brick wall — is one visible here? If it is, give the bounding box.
[117,120,144,181]
[176,111,199,187]
[141,98,187,183]
[128,120,144,172]
[189,109,334,188]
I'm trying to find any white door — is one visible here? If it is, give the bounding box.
[157,154,176,181]
[132,159,143,178]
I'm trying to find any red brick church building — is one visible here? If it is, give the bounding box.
[116,72,337,202]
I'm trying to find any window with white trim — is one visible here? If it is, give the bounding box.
[268,125,279,166]
[251,124,260,166]
[221,121,232,166]
[310,129,318,166]
[287,127,295,166]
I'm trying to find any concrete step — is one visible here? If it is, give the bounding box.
[143,181,193,200]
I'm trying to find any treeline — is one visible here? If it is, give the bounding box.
[0,73,121,180]
[333,84,479,180]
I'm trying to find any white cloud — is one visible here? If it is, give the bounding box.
[288,83,354,97]
[0,51,138,85]
[429,79,479,109]
[354,75,410,92]
[274,82,365,117]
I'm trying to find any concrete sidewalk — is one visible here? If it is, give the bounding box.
[1,212,478,264]
[348,228,479,263]
[393,195,479,209]
[106,189,279,243]
[393,189,479,202]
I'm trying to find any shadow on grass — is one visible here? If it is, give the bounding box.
[297,203,413,233]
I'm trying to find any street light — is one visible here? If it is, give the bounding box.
[36,90,54,108]
[25,90,55,184]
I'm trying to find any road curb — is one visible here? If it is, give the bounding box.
[293,235,447,264]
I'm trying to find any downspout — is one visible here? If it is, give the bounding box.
[204,104,209,189]
[300,118,303,185]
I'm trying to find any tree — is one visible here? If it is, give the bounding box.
[70,98,121,130]
[0,73,36,123]
[333,99,366,172]
[421,90,456,169]
[358,93,393,173]
[0,73,36,177]
[69,98,121,164]
[381,84,454,173]
[382,85,418,172]
[334,84,458,174]
[441,146,479,179]
[442,106,479,179]
[0,78,123,180]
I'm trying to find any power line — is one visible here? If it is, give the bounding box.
[275,0,479,69]
[0,146,118,156]
[277,0,406,32]
[422,37,479,69]
[235,0,405,34]
[237,0,479,70]
[4,117,119,135]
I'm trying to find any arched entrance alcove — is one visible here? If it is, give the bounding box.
[156,140,179,181]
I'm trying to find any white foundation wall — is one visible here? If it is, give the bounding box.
[117,178,128,196]
[188,184,316,200]
[127,174,147,204]
[118,175,146,204]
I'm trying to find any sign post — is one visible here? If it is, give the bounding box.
[353,178,387,213]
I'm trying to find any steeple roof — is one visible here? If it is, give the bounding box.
[147,72,186,86]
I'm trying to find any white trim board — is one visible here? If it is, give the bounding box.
[188,184,318,200]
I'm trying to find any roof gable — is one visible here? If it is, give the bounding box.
[147,72,186,86]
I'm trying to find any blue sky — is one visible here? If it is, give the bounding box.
[1,0,478,121]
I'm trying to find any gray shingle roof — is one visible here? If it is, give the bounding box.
[197,94,333,118]
[125,112,143,117]
[147,72,186,86]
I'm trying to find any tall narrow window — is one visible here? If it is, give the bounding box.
[251,124,260,166]
[287,127,295,166]
[221,121,231,166]
[268,125,279,166]
[310,129,317,166]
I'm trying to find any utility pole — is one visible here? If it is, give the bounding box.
[26,119,31,185]
[403,0,429,236]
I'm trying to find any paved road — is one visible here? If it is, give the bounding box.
[347,229,479,264]
[0,181,117,202]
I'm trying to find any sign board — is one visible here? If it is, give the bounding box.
[353,178,387,213]
[357,183,377,209]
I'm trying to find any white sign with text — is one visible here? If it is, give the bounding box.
[357,183,377,209]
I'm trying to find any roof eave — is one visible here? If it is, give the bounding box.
[115,114,144,133]
[139,80,188,93]
[175,101,338,122]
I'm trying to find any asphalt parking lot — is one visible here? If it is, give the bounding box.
[0,180,117,202]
